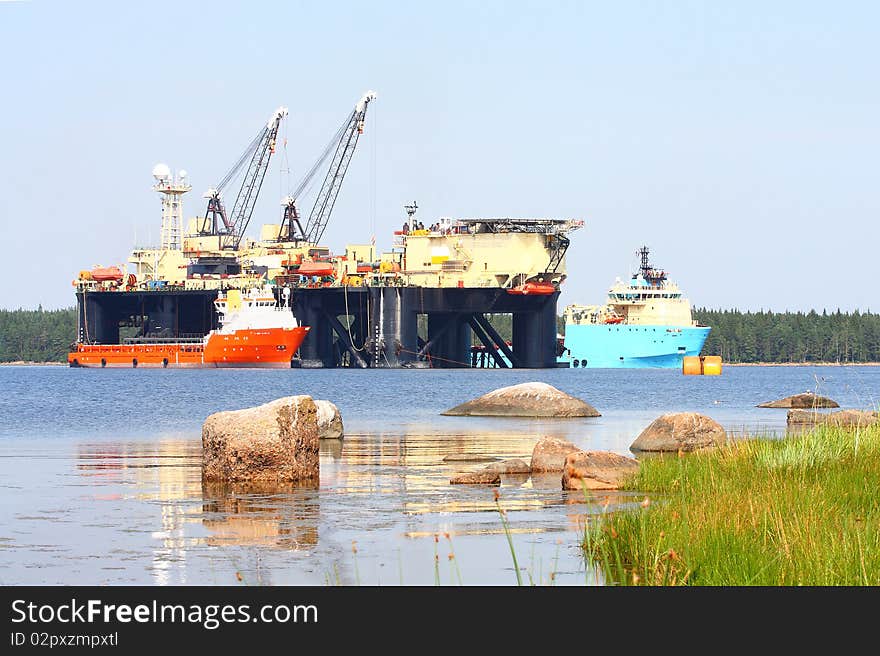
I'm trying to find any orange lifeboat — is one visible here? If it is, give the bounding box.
[507,282,556,295]
[297,261,336,277]
[91,266,124,282]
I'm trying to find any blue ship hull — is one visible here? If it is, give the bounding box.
[559,324,710,368]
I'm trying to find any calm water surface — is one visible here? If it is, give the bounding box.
[2,365,879,585]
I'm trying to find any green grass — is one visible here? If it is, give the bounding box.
[584,424,880,585]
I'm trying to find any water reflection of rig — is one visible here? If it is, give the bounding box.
[72,92,583,368]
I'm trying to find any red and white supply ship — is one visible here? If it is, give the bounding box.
[69,286,309,368]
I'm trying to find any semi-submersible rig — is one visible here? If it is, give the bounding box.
[71,92,583,368]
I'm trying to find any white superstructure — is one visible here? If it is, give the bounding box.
[214,286,299,333]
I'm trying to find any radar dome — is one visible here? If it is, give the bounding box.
[178,169,188,179]
[152,163,171,180]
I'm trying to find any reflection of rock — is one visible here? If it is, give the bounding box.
[758,393,839,409]
[315,400,344,439]
[320,438,343,461]
[443,454,498,463]
[441,382,600,417]
[787,409,879,428]
[201,480,318,549]
[483,458,531,474]
[630,413,726,452]
[202,396,319,483]
[530,436,581,472]
[450,470,501,485]
[562,451,640,491]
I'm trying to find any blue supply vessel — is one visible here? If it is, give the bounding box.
[558,247,710,368]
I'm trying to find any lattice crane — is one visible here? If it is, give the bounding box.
[200,106,288,250]
[279,91,376,244]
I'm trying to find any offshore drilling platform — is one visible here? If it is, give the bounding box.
[70,92,583,369]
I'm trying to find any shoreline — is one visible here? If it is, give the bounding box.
[723,362,880,367]
[0,361,66,366]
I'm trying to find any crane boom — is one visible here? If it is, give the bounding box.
[201,106,288,250]
[301,91,375,245]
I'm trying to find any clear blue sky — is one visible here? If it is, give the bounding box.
[1,1,877,312]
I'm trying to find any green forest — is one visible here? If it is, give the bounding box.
[1,306,880,364]
[0,307,77,363]
[693,308,880,363]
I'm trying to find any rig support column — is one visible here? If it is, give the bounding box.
[426,312,470,368]
[369,287,418,367]
[512,296,558,368]
[294,296,336,367]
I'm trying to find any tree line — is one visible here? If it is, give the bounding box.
[0,307,77,362]
[1,306,879,363]
[693,308,880,363]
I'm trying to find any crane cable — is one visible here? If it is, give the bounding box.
[216,126,266,193]
[279,117,291,213]
[288,113,350,204]
[370,102,377,248]
[343,284,366,352]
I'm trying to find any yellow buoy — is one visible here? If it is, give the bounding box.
[702,355,722,376]
[682,356,702,375]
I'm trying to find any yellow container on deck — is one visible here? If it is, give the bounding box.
[682,356,702,375]
[226,289,242,312]
[701,355,722,376]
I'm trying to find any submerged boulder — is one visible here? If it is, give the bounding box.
[314,399,344,439]
[441,382,600,418]
[630,413,727,453]
[483,458,532,474]
[450,470,502,485]
[202,396,319,483]
[787,409,879,428]
[442,454,498,463]
[758,393,839,409]
[562,451,640,491]
[530,436,582,472]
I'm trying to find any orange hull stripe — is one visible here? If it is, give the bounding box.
[68,327,310,368]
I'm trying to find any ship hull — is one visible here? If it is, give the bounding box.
[68,326,310,369]
[559,324,710,369]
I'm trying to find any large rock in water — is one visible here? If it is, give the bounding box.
[630,413,727,453]
[787,409,879,428]
[562,451,640,491]
[483,458,532,474]
[314,400,344,439]
[449,470,501,485]
[441,382,600,417]
[202,396,319,483]
[758,392,839,409]
[530,436,581,472]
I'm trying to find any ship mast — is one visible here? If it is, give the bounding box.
[637,246,667,286]
[152,164,191,251]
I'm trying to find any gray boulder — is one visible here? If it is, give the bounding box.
[314,399,344,439]
[202,396,319,483]
[758,393,839,409]
[442,382,600,417]
[630,413,727,453]
[530,436,581,472]
[562,451,640,491]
